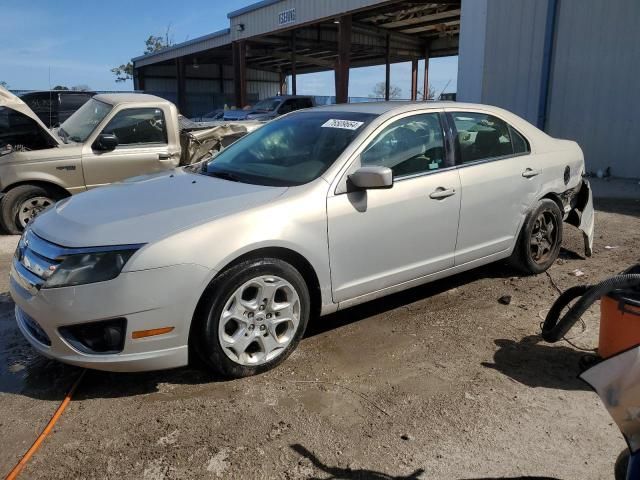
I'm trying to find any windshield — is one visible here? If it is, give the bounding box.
[201,111,376,187]
[252,99,281,111]
[59,98,111,143]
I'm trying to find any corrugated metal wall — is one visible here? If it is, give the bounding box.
[458,0,640,178]
[482,0,549,122]
[546,0,640,178]
[143,64,280,116]
[457,0,549,122]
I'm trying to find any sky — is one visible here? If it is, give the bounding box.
[0,0,457,97]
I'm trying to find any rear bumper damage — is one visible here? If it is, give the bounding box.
[564,178,595,257]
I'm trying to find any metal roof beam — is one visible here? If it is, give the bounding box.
[400,19,460,35]
[381,8,460,29]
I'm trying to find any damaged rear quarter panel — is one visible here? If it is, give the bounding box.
[532,139,594,256]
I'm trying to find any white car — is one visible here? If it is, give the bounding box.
[10,102,594,378]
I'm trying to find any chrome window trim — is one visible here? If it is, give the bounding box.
[393,164,459,182]
[455,151,531,169]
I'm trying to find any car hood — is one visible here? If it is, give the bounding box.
[0,86,60,145]
[32,169,288,247]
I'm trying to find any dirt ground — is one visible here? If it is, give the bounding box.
[1,197,638,480]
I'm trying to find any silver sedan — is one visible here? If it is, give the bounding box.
[10,102,594,378]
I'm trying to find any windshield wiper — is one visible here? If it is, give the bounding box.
[207,170,242,183]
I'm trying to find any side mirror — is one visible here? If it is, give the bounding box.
[92,133,118,151]
[348,166,393,190]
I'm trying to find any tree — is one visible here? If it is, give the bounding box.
[369,82,403,100]
[71,84,91,91]
[52,85,69,90]
[0,80,8,88]
[417,84,437,101]
[112,25,173,83]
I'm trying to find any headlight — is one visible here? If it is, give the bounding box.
[44,249,139,288]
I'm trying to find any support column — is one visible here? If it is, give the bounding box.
[423,46,430,100]
[291,31,297,95]
[176,58,186,114]
[279,71,287,95]
[384,33,390,101]
[334,15,351,104]
[218,64,225,94]
[133,67,145,91]
[411,59,418,101]
[232,41,247,108]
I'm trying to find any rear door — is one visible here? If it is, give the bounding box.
[447,109,541,265]
[81,106,177,188]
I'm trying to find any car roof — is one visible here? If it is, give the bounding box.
[93,93,172,106]
[310,101,492,115]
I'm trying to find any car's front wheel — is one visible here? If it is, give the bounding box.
[512,199,563,275]
[193,258,310,378]
[0,184,62,235]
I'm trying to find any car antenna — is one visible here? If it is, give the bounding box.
[48,66,52,128]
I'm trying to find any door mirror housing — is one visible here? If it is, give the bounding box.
[348,166,393,190]
[92,133,118,151]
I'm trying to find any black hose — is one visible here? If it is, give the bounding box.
[542,274,640,343]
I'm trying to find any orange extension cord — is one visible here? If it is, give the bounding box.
[5,369,86,480]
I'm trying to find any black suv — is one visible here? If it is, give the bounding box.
[19,91,96,127]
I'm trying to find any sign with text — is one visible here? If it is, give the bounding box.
[278,8,296,26]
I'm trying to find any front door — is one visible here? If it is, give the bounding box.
[82,107,177,188]
[327,112,461,303]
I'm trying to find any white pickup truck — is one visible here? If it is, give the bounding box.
[0,87,260,233]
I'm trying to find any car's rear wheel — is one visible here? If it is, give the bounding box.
[511,199,563,275]
[193,258,310,378]
[0,185,61,235]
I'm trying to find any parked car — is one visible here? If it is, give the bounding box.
[20,90,96,128]
[196,109,225,122]
[0,86,261,234]
[10,102,594,378]
[223,95,314,121]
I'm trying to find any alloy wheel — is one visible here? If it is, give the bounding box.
[218,275,301,366]
[529,211,558,264]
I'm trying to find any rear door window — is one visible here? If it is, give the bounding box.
[451,112,528,164]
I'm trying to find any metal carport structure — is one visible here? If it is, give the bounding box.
[131,0,460,117]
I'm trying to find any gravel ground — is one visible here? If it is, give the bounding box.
[0,197,638,480]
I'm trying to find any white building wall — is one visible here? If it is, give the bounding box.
[456,0,488,103]
[546,0,640,178]
[457,0,639,178]
[458,0,549,123]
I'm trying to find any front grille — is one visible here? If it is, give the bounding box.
[17,307,51,346]
[15,229,62,287]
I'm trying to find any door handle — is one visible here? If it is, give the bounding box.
[429,187,456,200]
[522,168,541,178]
[158,153,171,160]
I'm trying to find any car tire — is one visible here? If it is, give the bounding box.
[511,199,563,275]
[0,184,61,235]
[192,258,310,378]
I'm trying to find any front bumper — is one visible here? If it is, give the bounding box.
[10,260,211,372]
